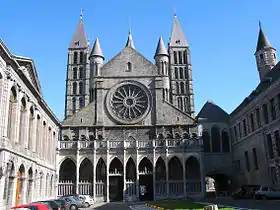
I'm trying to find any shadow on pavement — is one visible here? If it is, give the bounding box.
[93,202,131,210]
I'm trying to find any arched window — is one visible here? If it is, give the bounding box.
[36,115,40,153]
[0,72,3,100]
[175,133,181,139]
[79,97,84,109]
[202,130,211,152]
[73,82,77,95]
[73,68,77,79]
[7,87,17,139]
[127,62,132,72]
[19,98,26,145]
[180,82,184,94]
[184,97,189,112]
[183,51,187,64]
[178,51,182,64]
[222,130,230,152]
[176,82,179,94]
[28,107,34,150]
[79,67,83,79]
[42,121,46,158]
[178,97,183,110]
[179,67,183,79]
[211,126,221,152]
[79,52,84,64]
[72,98,76,114]
[174,51,178,64]
[184,67,188,79]
[175,67,178,79]
[73,52,78,64]
[79,82,83,95]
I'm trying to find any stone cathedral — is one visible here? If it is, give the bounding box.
[57,13,204,202]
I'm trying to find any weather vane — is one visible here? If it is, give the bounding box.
[80,8,83,19]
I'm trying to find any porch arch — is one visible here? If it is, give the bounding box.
[79,158,93,195]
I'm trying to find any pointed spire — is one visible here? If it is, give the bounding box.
[169,14,188,47]
[125,30,135,49]
[90,37,104,59]
[154,36,168,58]
[69,13,88,49]
[256,22,272,52]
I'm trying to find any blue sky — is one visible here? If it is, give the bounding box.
[1,0,280,120]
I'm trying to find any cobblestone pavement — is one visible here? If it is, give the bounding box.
[202,197,280,210]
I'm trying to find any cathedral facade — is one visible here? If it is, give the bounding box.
[57,14,205,202]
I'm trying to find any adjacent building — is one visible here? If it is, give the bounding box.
[57,14,204,202]
[198,24,280,192]
[0,40,60,210]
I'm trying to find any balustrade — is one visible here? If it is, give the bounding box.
[58,137,202,150]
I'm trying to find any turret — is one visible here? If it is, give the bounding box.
[155,36,170,101]
[125,30,135,49]
[255,22,277,81]
[89,37,104,76]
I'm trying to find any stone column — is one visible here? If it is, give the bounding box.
[165,151,169,197]
[93,143,96,201]
[123,150,126,201]
[136,141,139,200]
[76,145,80,194]
[0,164,7,210]
[200,152,206,198]
[183,155,186,197]
[152,146,156,201]
[106,151,109,202]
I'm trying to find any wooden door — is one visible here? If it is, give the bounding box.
[15,171,21,206]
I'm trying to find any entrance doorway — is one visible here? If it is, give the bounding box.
[109,157,124,201]
[138,157,153,201]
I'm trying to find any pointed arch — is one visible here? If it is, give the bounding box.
[79,158,93,182]
[185,156,200,180]
[168,156,183,180]
[96,158,106,181]
[155,157,166,181]
[26,167,33,203]
[126,157,136,181]
[109,157,123,175]
[139,157,153,173]
[59,158,76,182]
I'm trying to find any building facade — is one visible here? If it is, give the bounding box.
[58,14,204,202]
[0,40,60,210]
[198,24,280,192]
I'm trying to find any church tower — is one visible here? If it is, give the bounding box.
[65,14,90,119]
[255,23,277,81]
[168,14,195,117]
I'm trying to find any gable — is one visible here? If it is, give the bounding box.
[13,56,42,94]
[100,47,158,77]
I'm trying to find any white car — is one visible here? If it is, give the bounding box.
[79,195,94,207]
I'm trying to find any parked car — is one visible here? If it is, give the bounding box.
[79,195,94,207]
[61,196,86,210]
[53,199,69,210]
[232,185,261,199]
[254,186,280,199]
[10,203,50,210]
[33,200,60,210]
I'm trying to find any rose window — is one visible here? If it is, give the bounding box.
[107,82,151,124]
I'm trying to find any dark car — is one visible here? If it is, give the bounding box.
[53,199,69,210]
[232,185,261,199]
[33,200,60,210]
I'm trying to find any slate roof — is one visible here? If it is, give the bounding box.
[90,37,104,58]
[197,100,229,123]
[256,25,272,52]
[125,31,135,49]
[69,18,88,49]
[154,36,168,58]
[169,14,188,47]
[231,61,280,116]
